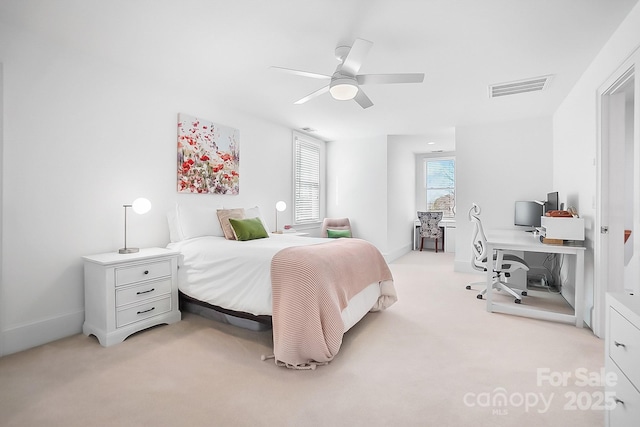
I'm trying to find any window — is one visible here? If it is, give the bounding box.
[425,157,455,217]
[293,132,323,224]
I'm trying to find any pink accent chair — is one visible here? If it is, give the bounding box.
[321,218,352,238]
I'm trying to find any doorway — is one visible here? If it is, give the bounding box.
[595,53,639,338]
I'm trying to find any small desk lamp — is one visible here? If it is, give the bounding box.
[275,201,287,233]
[119,197,151,254]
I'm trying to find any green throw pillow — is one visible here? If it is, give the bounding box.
[229,217,269,241]
[327,228,351,238]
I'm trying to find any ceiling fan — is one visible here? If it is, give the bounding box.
[271,38,424,109]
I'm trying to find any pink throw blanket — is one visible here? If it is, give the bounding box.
[270,238,396,369]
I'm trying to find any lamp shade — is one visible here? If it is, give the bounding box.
[119,197,151,254]
[329,77,359,100]
[132,197,151,214]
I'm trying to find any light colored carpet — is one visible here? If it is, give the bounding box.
[0,251,604,427]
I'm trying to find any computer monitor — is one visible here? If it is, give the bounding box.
[546,191,559,212]
[514,201,544,229]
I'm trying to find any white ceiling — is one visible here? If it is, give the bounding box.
[2,0,638,151]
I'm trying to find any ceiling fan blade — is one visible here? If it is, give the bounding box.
[356,73,425,85]
[294,85,330,104]
[270,66,331,80]
[341,38,373,76]
[353,88,373,109]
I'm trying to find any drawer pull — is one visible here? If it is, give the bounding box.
[614,341,626,348]
[137,307,155,315]
[136,288,155,295]
[614,398,625,406]
[143,270,149,275]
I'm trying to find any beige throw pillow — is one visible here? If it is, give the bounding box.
[217,208,245,240]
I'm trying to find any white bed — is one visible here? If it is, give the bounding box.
[168,233,383,332]
[166,204,396,367]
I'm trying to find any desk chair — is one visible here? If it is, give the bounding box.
[417,211,443,252]
[466,203,529,304]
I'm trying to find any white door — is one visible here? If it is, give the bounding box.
[595,59,639,338]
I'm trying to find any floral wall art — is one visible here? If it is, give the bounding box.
[177,113,240,194]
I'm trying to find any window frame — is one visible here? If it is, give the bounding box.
[292,131,325,226]
[423,156,456,218]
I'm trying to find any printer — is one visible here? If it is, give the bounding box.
[540,216,585,241]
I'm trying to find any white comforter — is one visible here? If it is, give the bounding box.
[168,234,331,316]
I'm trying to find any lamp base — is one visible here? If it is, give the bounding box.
[118,247,140,254]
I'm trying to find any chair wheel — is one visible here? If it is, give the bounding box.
[521,291,528,296]
[515,299,522,304]
[465,285,471,290]
[476,295,483,300]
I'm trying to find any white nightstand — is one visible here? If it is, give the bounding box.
[82,248,181,346]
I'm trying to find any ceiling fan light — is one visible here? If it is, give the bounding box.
[329,78,359,100]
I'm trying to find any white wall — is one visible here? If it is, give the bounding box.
[455,117,553,272]
[386,139,416,259]
[0,63,4,357]
[0,24,295,355]
[553,1,640,332]
[326,136,388,252]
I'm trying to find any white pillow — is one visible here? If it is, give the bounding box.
[177,204,225,240]
[245,206,271,233]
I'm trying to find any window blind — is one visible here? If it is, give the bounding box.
[425,157,455,216]
[294,137,321,223]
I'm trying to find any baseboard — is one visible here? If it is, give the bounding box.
[1,309,84,356]
[385,244,412,263]
[585,306,594,333]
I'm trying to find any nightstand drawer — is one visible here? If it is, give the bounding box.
[609,307,640,387]
[115,260,172,287]
[115,278,172,307]
[116,296,172,328]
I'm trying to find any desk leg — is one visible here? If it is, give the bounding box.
[485,243,494,312]
[574,250,585,328]
[413,225,417,251]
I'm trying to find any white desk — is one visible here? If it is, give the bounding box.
[484,229,586,327]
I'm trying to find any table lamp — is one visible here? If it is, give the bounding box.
[119,197,151,254]
[275,201,287,233]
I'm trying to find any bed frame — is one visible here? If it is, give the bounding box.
[179,291,272,331]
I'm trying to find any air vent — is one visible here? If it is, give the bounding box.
[300,127,317,133]
[489,75,552,98]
